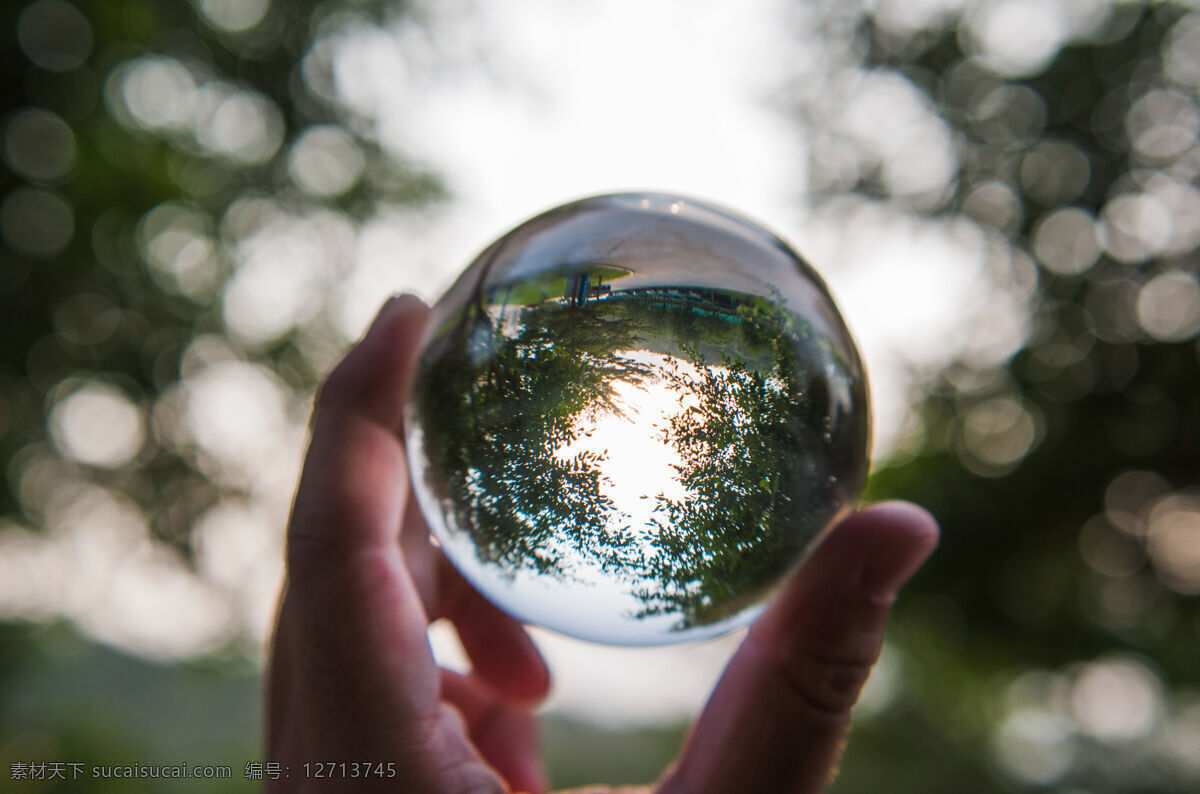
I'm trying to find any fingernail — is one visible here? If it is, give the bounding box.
[369,294,423,331]
[389,293,425,311]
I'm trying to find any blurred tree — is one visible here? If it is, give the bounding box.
[793,1,1200,790]
[1,0,443,533]
[1,0,443,787]
[0,0,440,636]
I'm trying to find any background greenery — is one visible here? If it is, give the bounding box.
[1,0,1197,791]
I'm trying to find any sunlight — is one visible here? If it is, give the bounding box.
[553,352,699,536]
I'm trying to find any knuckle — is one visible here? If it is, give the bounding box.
[778,638,880,719]
[283,492,361,583]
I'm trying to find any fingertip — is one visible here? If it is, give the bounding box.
[852,500,940,541]
[372,293,430,328]
[753,500,939,647]
[441,670,547,793]
[315,294,431,429]
[391,293,429,311]
[443,574,552,703]
[472,618,552,704]
[847,501,940,601]
[369,294,431,354]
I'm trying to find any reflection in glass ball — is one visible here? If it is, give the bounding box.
[406,194,869,645]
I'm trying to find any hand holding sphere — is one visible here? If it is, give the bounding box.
[266,195,939,792]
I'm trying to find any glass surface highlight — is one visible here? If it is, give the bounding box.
[406,193,869,645]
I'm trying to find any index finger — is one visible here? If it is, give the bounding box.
[272,297,445,754]
[401,497,552,703]
[659,501,939,794]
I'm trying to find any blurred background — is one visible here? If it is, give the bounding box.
[1,0,1198,790]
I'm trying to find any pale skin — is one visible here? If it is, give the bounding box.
[266,296,940,793]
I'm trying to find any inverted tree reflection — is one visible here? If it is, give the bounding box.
[416,275,860,630]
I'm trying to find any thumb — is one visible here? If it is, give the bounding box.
[659,501,939,794]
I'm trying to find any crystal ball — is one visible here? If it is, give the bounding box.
[405,193,869,645]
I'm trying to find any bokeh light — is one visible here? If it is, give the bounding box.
[1070,655,1163,741]
[112,56,198,132]
[957,394,1039,475]
[964,0,1073,77]
[1137,271,1200,342]
[49,381,145,469]
[1145,492,1200,595]
[1033,207,1104,275]
[194,0,271,34]
[3,108,77,183]
[137,202,222,299]
[220,206,354,345]
[194,89,284,165]
[0,186,74,257]
[288,125,365,197]
[993,706,1077,785]
[16,0,92,73]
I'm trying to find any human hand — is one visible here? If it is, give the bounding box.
[266,296,939,793]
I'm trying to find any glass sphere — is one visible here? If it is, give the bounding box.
[406,193,869,645]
